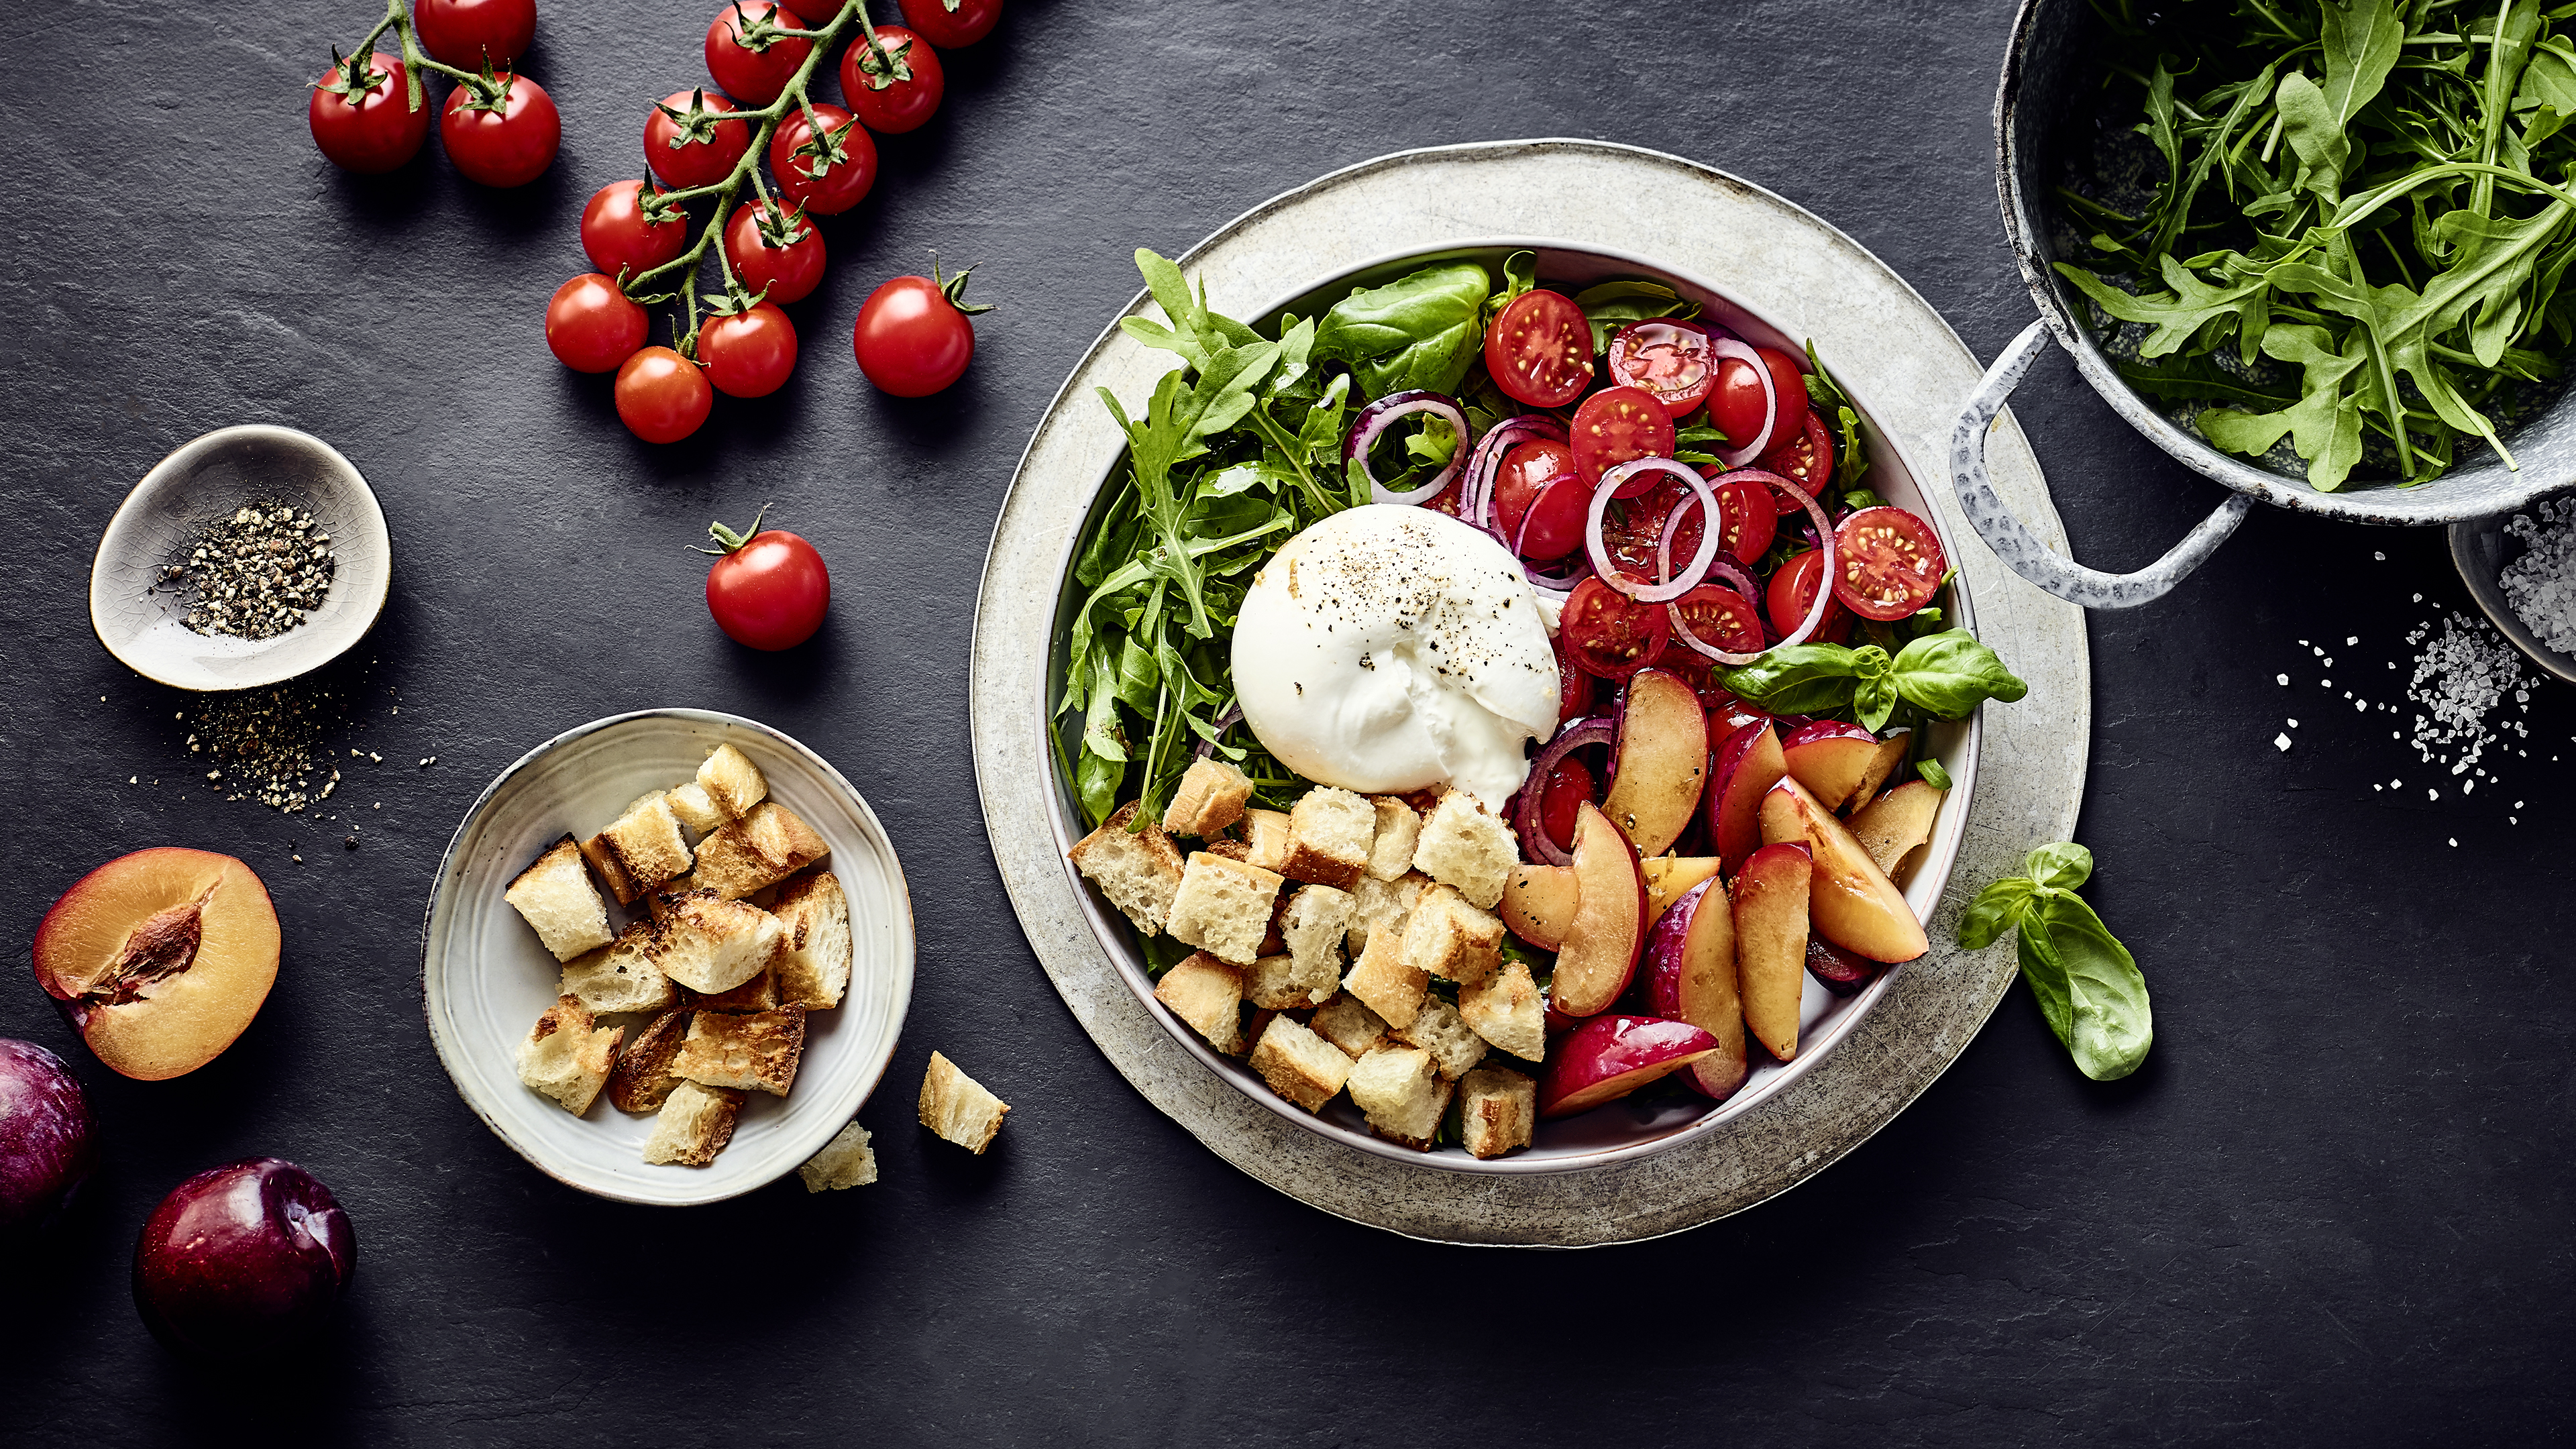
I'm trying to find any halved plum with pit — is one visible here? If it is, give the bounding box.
[33,849,280,1081]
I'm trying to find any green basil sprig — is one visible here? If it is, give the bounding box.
[1720,630,2029,731]
[1960,844,2152,1081]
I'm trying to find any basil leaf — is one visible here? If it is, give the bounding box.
[1718,643,1862,715]
[2027,892,2153,1081]
[1572,279,1697,354]
[2025,841,2094,892]
[1958,877,2035,951]
[1891,630,2031,718]
[2015,915,2079,1046]
[1917,758,1953,790]
[1485,250,1536,322]
[1854,674,1897,733]
[1313,261,1491,398]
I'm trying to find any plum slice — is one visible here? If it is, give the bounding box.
[1551,801,1648,1018]
[1779,720,1880,811]
[1847,729,1913,812]
[1758,777,1929,965]
[1500,863,1578,950]
[1601,667,1709,857]
[1805,935,1881,998]
[1848,779,1944,875]
[1537,1015,1722,1118]
[1731,842,1811,1060]
[1641,877,1748,1101]
[1702,720,1786,877]
[1642,855,1719,928]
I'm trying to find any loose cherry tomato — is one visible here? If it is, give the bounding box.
[439,73,558,188]
[900,0,1003,47]
[1560,575,1670,680]
[704,2,812,105]
[1832,506,1948,621]
[645,89,749,189]
[1607,320,1717,418]
[1557,648,1595,724]
[703,508,830,649]
[1570,386,1678,496]
[1709,345,1811,458]
[839,25,943,134]
[413,0,535,68]
[1756,413,1835,516]
[545,274,647,374]
[700,303,800,398]
[307,53,430,174]
[1660,584,1768,709]
[771,104,876,215]
[615,347,714,444]
[853,261,987,396]
[724,200,826,304]
[1540,756,1597,854]
[582,180,690,279]
[1492,439,1587,559]
[1704,471,1778,564]
[1766,549,1852,645]
[1484,290,1593,408]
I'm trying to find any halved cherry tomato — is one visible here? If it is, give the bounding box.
[1593,474,1701,581]
[1766,549,1852,645]
[1660,584,1768,710]
[1540,756,1597,854]
[724,200,825,304]
[1493,439,1587,559]
[1607,320,1717,418]
[1556,648,1595,724]
[839,25,943,135]
[1709,345,1810,458]
[1560,575,1670,680]
[1570,386,1678,496]
[1832,506,1948,621]
[1756,413,1835,516]
[704,1,812,106]
[644,89,748,189]
[770,103,876,215]
[583,180,690,279]
[1705,472,1778,564]
[1485,290,1593,408]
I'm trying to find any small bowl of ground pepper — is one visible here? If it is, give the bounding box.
[90,424,392,691]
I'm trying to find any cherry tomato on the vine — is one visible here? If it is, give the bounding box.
[645,89,750,189]
[1483,289,1592,409]
[775,0,839,19]
[854,260,989,396]
[704,1,812,106]
[1766,548,1853,645]
[439,73,559,188]
[702,508,830,650]
[308,53,431,174]
[724,200,826,304]
[582,180,690,279]
[1755,413,1835,516]
[900,0,1004,48]
[1608,320,1718,419]
[771,103,876,215]
[1491,438,1587,560]
[838,25,943,134]
[545,274,647,374]
[1709,345,1811,458]
[1570,386,1677,495]
[615,347,714,444]
[1831,506,1948,621]
[413,0,536,69]
[1560,575,1670,680]
[700,303,800,398]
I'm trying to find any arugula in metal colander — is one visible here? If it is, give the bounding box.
[2060,0,2576,491]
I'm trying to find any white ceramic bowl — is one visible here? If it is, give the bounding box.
[420,710,915,1205]
[89,425,393,691]
[1043,241,1982,1174]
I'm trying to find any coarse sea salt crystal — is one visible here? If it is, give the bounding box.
[2277,674,2290,686]
[2406,611,2531,780]
[2275,733,2292,751]
[2500,496,2576,654]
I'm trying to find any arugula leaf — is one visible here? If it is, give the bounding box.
[1313,261,1491,397]
[1957,842,2152,1080]
[2275,0,2403,201]
[1571,279,1699,354]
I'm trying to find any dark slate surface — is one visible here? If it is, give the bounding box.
[4,0,2569,1442]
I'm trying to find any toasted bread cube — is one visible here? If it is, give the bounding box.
[1346,1044,1452,1150]
[1411,792,1517,909]
[582,793,694,907]
[1395,996,1489,1080]
[919,1051,1010,1153]
[1278,884,1354,1004]
[666,781,727,837]
[1067,802,1187,936]
[696,743,769,819]
[515,995,622,1116]
[1241,954,1315,1012]
[1240,808,1293,872]
[672,1006,807,1096]
[1309,992,1389,1059]
[1282,786,1374,889]
[1458,960,1545,1062]
[1344,871,1429,955]
[1163,758,1254,837]
[1399,883,1505,987]
[606,1008,692,1114]
[1247,1015,1351,1112]
[1166,852,1285,966]
[798,1122,878,1191]
[692,801,829,901]
[1204,837,1250,862]
[1153,952,1244,1055]
[688,968,778,1014]
[1343,921,1428,1030]
[769,870,853,1010]
[1459,1066,1537,1159]
[559,924,679,1016]
[649,890,786,995]
[643,1080,743,1167]
[505,835,614,961]
[1366,797,1423,882]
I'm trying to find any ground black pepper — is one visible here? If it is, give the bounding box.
[157,502,337,639]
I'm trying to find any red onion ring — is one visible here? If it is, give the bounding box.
[1193,704,1244,760]
[1707,337,1778,468]
[1586,458,1720,604]
[1344,390,1470,504]
[1459,414,1567,537]
[1669,468,1838,661]
[1511,715,1613,866]
[1513,478,1595,593]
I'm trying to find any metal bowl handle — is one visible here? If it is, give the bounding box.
[1950,319,2253,608]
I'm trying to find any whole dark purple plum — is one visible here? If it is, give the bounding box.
[133,1157,356,1362]
[0,1038,97,1240]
